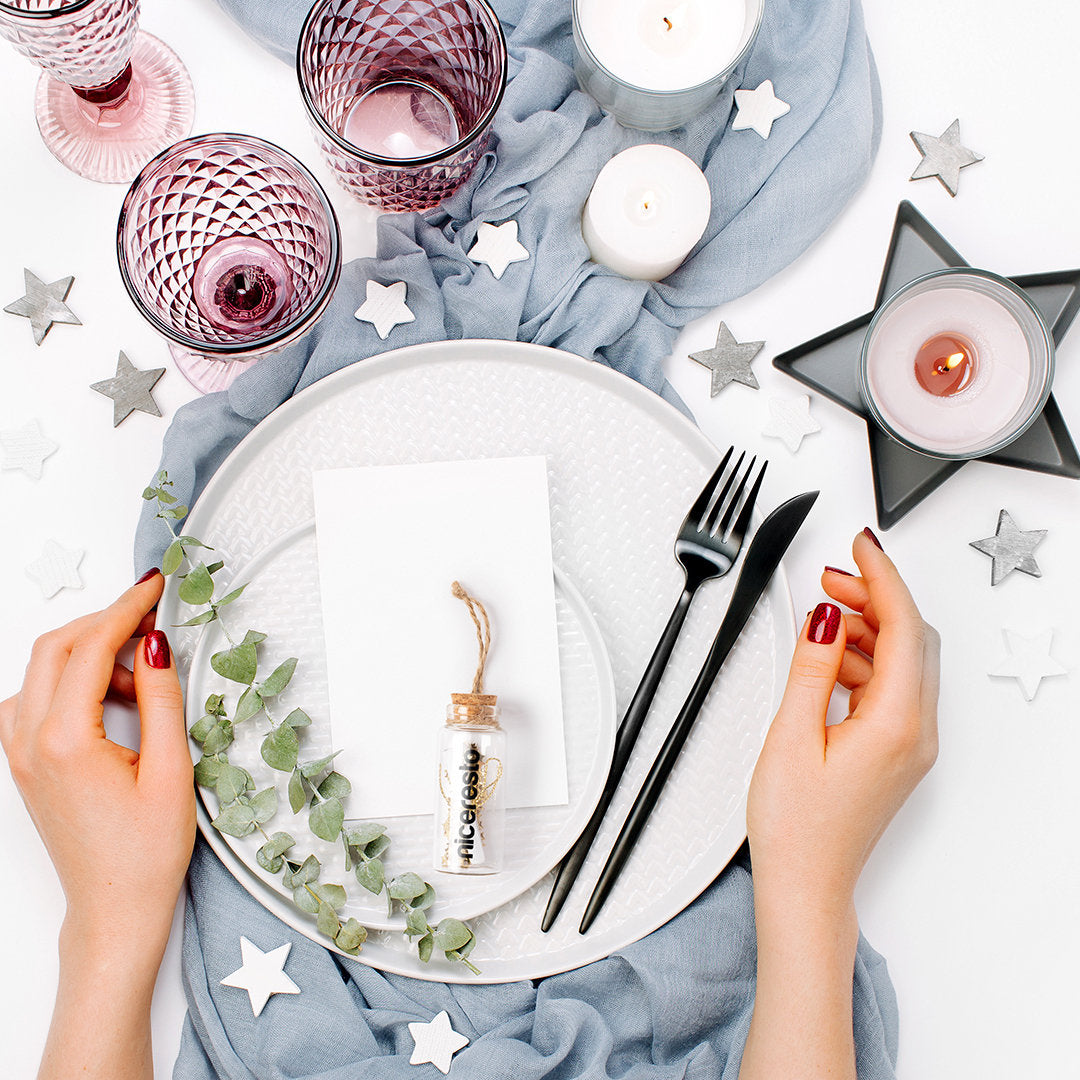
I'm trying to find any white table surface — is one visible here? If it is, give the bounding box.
[1,1,1077,1076]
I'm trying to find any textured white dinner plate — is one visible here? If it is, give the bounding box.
[158,340,796,983]
[183,521,616,931]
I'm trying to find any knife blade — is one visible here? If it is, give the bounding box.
[578,489,819,933]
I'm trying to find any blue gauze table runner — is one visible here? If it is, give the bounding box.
[135,2,898,1077]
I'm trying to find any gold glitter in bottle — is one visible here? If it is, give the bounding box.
[435,583,505,875]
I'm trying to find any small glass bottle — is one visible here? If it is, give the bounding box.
[434,693,505,874]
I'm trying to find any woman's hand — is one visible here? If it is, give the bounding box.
[0,571,194,964]
[747,528,940,913]
[740,529,940,1080]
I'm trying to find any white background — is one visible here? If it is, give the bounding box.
[1,1,1077,1076]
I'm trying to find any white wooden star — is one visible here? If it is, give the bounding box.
[219,937,300,1018]
[910,119,983,197]
[3,268,81,345]
[1,419,58,480]
[408,1010,469,1074]
[989,629,1067,702]
[732,79,790,139]
[26,540,84,598]
[467,220,529,279]
[762,394,821,453]
[354,280,415,340]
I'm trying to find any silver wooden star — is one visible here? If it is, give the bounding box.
[969,509,1045,586]
[4,268,81,345]
[690,322,764,396]
[0,419,58,480]
[909,119,983,197]
[90,351,166,427]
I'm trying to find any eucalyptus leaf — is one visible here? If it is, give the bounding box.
[256,832,295,873]
[314,883,347,910]
[177,609,218,628]
[365,834,392,860]
[317,771,352,800]
[162,539,184,576]
[210,642,258,685]
[344,823,386,849]
[293,884,320,915]
[417,934,434,963]
[249,786,278,824]
[432,918,472,953]
[233,687,264,724]
[309,796,345,842]
[241,629,267,646]
[284,708,311,729]
[405,906,429,938]
[388,873,427,903]
[215,762,254,804]
[355,858,384,895]
[216,584,247,608]
[294,854,321,885]
[193,753,224,788]
[317,901,341,936]
[299,751,341,779]
[288,768,309,814]
[177,535,209,550]
[188,714,215,743]
[212,801,257,838]
[156,489,176,503]
[257,657,298,698]
[261,722,299,772]
[336,918,367,954]
[201,719,234,756]
[204,558,223,573]
[205,694,226,716]
[412,884,437,912]
[178,562,214,605]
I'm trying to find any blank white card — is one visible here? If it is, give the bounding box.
[313,457,567,819]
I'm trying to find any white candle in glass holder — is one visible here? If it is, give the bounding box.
[572,0,762,130]
[582,144,711,281]
[860,270,1054,459]
[578,0,745,92]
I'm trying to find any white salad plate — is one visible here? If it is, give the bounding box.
[158,339,797,983]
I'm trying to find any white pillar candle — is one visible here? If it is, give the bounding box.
[861,270,1054,459]
[583,145,711,281]
[577,0,746,91]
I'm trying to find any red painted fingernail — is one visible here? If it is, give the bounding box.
[135,567,160,585]
[863,527,884,551]
[824,565,854,577]
[808,603,841,645]
[144,630,171,669]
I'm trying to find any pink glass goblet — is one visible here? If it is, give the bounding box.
[0,0,194,184]
[117,133,342,395]
[297,0,507,212]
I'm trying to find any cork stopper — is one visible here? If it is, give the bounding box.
[448,692,500,728]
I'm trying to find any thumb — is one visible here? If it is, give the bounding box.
[133,630,190,786]
[773,602,847,747]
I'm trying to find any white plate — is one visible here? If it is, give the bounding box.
[183,521,617,930]
[158,339,797,983]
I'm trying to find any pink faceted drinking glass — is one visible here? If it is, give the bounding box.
[117,134,342,395]
[297,0,507,212]
[0,0,194,184]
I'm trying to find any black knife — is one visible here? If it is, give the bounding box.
[578,489,819,933]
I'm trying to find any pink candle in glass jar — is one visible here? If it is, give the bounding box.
[860,269,1054,458]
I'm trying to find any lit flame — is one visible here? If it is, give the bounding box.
[946,351,964,370]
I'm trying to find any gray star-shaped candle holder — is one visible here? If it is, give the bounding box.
[773,201,1080,528]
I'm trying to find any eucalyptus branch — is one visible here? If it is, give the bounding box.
[143,469,479,971]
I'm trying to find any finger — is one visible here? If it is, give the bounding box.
[843,613,878,658]
[822,566,871,614]
[837,647,873,692]
[44,574,166,740]
[107,663,137,702]
[133,609,159,640]
[772,602,848,752]
[849,530,927,715]
[133,631,190,789]
[0,695,16,751]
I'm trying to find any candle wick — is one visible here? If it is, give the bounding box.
[663,16,673,30]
